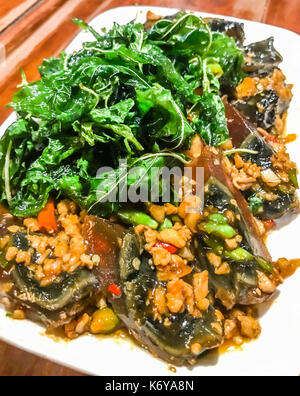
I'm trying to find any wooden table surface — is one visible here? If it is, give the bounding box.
[0,0,299,377]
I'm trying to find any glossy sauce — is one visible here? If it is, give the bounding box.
[95,328,138,351]
[45,325,136,347]
[218,337,252,355]
[281,133,297,144]
[44,327,71,343]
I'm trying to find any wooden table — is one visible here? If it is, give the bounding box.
[0,0,299,377]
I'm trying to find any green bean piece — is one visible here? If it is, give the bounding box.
[202,222,236,239]
[288,169,299,189]
[256,256,273,273]
[117,209,159,229]
[225,248,254,262]
[202,234,224,255]
[171,215,182,224]
[208,213,228,225]
[158,218,173,231]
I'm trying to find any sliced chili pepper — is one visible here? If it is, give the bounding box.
[263,219,275,230]
[265,134,278,143]
[154,242,178,254]
[37,199,58,233]
[108,284,122,297]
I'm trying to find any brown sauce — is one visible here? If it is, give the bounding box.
[218,337,252,355]
[44,327,71,343]
[95,328,138,351]
[282,133,297,144]
[275,258,300,279]
[44,325,136,346]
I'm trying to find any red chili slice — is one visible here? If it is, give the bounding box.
[263,219,276,230]
[108,284,122,296]
[265,134,278,143]
[154,242,178,254]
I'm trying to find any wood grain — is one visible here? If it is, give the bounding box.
[0,0,117,124]
[265,0,300,35]
[0,340,85,376]
[0,0,299,377]
[105,0,270,21]
[1,0,67,57]
[0,0,41,32]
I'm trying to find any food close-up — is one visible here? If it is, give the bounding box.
[0,7,299,373]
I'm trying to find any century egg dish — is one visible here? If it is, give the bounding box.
[0,11,299,366]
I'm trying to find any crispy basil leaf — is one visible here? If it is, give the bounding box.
[1,13,250,216]
[190,92,229,146]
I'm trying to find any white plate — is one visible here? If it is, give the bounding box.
[0,6,300,376]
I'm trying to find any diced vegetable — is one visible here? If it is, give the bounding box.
[90,308,120,334]
[249,195,264,215]
[265,134,279,143]
[171,215,182,224]
[263,219,275,231]
[108,284,122,296]
[202,222,237,239]
[154,242,178,254]
[260,169,281,185]
[208,213,228,224]
[256,256,273,273]
[37,199,58,233]
[288,169,299,189]
[158,218,173,231]
[202,235,224,255]
[225,248,254,261]
[278,184,295,194]
[117,210,159,229]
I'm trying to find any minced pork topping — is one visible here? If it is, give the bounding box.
[2,200,100,287]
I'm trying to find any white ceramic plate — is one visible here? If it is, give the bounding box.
[0,6,300,376]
